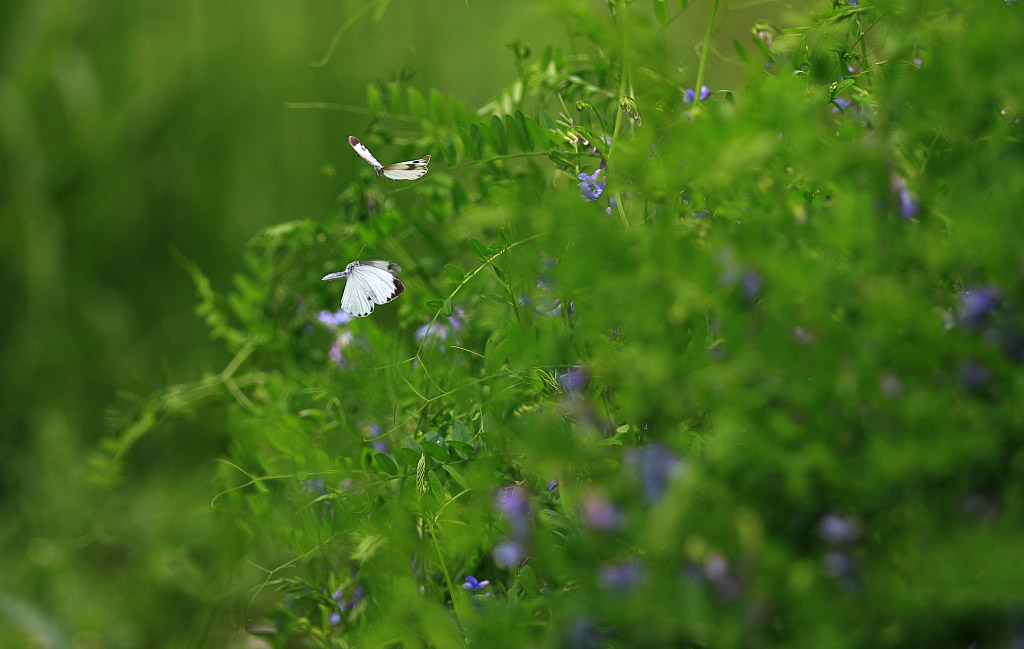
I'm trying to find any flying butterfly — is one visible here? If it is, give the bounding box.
[349,136,430,180]
[322,260,405,317]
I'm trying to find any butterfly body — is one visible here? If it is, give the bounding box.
[349,136,430,180]
[322,259,404,317]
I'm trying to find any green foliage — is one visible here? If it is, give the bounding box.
[8,0,1024,646]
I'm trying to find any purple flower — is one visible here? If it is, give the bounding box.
[831,97,851,113]
[818,513,862,545]
[463,575,491,590]
[890,175,918,219]
[371,440,389,453]
[329,610,342,625]
[558,367,590,394]
[546,479,559,492]
[823,550,861,591]
[329,330,356,367]
[958,286,1001,330]
[578,169,606,202]
[416,308,465,343]
[494,539,525,568]
[912,57,923,67]
[318,308,353,328]
[599,560,644,589]
[683,85,711,104]
[741,272,763,303]
[960,360,991,392]
[702,553,743,601]
[604,196,618,217]
[581,493,622,531]
[494,485,531,538]
[494,485,529,518]
[626,444,684,503]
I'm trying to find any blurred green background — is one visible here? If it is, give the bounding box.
[0,0,814,645]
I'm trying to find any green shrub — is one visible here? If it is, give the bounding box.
[93,0,1024,647]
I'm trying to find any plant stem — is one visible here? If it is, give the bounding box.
[693,0,721,116]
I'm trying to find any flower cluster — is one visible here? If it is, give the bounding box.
[493,485,531,568]
[416,307,465,344]
[577,168,606,202]
[328,584,365,625]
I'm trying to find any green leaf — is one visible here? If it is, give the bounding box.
[516,110,535,151]
[538,109,557,132]
[833,78,856,94]
[448,441,476,459]
[505,114,528,151]
[408,86,427,119]
[733,39,750,63]
[521,113,546,148]
[498,227,512,248]
[442,298,453,317]
[430,88,448,124]
[444,264,465,284]
[367,84,383,113]
[469,123,485,158]
[452,420,473,443]
[469,238,490,263]
[442,464,469,489]
[427,470,449,500]
[653,0,669,25]
[396,447,420,468]
[440,134,457,165]
[420,440,449,463]
[388,84,405,113]
[373,453,399,475]
[451,98,469,130]
[426,298,446,310]
[491,115,510,155]
[458,127,478,159]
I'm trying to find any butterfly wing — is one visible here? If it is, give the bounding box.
[340,263,405,317]
[349,136,383,170]
[381,155,430,180]
[358,260,402,276]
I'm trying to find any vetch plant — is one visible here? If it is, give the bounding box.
[93,0,1024,647]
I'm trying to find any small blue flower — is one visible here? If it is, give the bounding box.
[329,330,356,367]
[581,493,622,531]
[329,611,342,625]
[494,485,531,539]
[818,513,862,545]
[318,308,353,328]
[960,360,991,392]
[626,444,684,503]
[958,286,1001,330]
[416,308,465,344]
[683,85,711,104]
[598,560,644,589]
[578,169,606,202]
[462,575,491,590]
[494,539,525,568]
[604,196,618,216]
[890,175,918,219]
[558,367,590,394]
[546,479,559,492]
[741,272,763,303]
[831,97,851,113]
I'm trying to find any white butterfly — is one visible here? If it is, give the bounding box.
[322,260,405,317]
[349,136,430,180]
